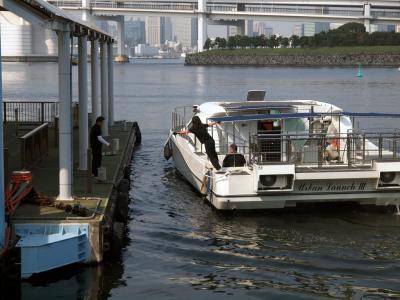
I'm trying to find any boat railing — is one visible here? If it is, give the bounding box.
[171,107,203,151]
[171,106,194,131]
[249,130,400,168]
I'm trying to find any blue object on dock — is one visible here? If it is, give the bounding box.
[14,224,89,278]
[357,63,363,78]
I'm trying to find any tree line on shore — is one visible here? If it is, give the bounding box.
[204,23,400,50]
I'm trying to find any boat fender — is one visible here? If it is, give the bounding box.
[103,224,112,253]
[164,140,173,160]
[123,165,130,180]
[111,221,125,256]
[200,174,208,195]
[133,122,142,146]
[118,179,130,194]
[200,170,212,195]
[115,192,129,223]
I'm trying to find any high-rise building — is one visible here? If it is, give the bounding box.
[164,17,173,42]
[245,20,254,37]
[370,24,379,32]
[146,16,173,45]
[315,22,330,34]
[146,16,162,45]
[377,24,396,32]
[293,22,330,37]
[175,17,198,48]
[254,22,273,37]
[303,23,315,36]
[227,26,238,37]
[125,18,146,47]
[292,24,302,37]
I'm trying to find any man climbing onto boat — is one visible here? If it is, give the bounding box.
[174,116,221,170]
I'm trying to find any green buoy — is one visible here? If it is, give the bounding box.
[357,63,363,78]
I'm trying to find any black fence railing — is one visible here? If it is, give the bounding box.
[3,101,59,125]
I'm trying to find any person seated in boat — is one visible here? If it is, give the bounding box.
[222,144,246,168]
[323,116,340,161]
[174,116,222,170]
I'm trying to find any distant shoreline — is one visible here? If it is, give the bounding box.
[185,46,400,67]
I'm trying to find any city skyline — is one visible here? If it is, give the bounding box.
[100,17,400,53]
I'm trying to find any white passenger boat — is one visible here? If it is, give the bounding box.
[164,91,400,210]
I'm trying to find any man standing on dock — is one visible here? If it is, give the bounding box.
[90,116,111,178]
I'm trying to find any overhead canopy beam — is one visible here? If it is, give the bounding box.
[0,0,114,42]
[0,0,51,28]
[209,112,400,123]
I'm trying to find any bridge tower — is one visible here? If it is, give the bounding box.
[363,3,371,33]
[81,0,92,23]
[115,15,129,62]
[197,0,207,52]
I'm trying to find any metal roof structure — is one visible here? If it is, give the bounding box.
[0,0,113,41]
[209,112,400,123]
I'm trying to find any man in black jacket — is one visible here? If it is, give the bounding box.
[90,116,111,177]
[222,144,246,168]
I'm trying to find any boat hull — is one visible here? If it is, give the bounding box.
[209,191,400,210]
[169,134,400,211]
[170,135,205,192]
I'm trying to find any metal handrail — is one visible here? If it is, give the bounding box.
[249,130,400,167]
[20,123,49,169]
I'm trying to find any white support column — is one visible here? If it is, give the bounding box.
[0,26,5,248]
[57,28,73,201]
[100,40,109,136]
[81,0,91,24]
[115,16,128,62]
[364,4,371,33]
[91,38,100,124]
[78,35,88,171]
[197,0,207,52]
[107,41,114,126]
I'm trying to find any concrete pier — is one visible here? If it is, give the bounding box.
[0,0,125,280]
[4,120,140,267]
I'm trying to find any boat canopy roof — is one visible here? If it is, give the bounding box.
[220,101,316,111]
[209,112,400,122]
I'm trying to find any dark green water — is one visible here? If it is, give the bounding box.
[2,60,400,299]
